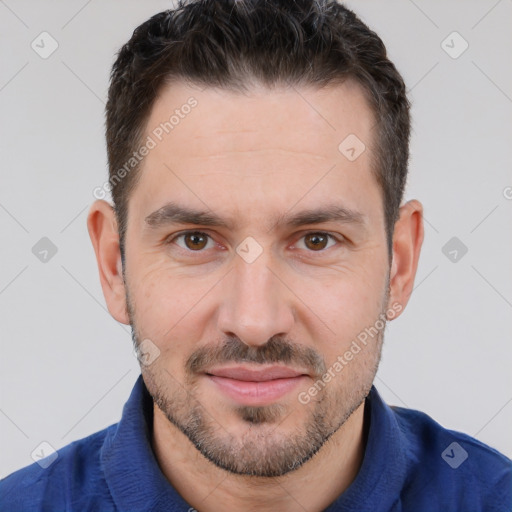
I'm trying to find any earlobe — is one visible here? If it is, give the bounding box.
[87,200,130,325]
[387,199,424,318]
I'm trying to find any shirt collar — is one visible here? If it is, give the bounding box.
[101,374,191,511]
[324,385,408,511]
[102,375,407,512]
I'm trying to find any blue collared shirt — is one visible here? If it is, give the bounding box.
[1,375,511,511]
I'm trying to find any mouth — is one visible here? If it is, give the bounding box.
[204,365,309,406]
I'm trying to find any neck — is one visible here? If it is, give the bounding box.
[151,401,367,512]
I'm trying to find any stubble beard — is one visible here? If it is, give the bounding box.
[126,285,387,477]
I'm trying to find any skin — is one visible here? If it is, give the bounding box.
[87,80,423,512]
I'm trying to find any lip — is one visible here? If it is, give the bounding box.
[205,365,308,406]
[206,366,306,381]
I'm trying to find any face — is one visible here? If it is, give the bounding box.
[120,80,397,477]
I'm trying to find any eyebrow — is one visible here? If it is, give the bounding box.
[143,201,366,232]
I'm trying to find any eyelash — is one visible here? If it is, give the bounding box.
[166,230,343,254]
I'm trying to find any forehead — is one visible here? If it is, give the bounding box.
[129,80,381,229]
[146,80,374,159]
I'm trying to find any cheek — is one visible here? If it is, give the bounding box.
[309,285,386,390]
[129,267,217,356]
[296,265,388,354]
[314,286,382,337]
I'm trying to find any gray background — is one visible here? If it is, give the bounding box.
[1,0,511,477]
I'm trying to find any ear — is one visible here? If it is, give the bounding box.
[87,200,129,325]
[387,199,424,319]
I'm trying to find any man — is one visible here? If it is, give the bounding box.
[1,0,510,510]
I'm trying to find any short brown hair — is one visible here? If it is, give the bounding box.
[106,0,410,264]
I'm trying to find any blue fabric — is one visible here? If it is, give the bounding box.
[1,375,511,511]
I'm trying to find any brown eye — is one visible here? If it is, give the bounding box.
[183,232,209,250]
[304,233,329,251]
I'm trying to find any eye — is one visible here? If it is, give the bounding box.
[171,231,215,251]
[295,232,339,251]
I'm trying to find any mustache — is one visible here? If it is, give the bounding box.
[186,335,327,377]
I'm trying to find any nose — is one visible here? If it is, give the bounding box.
[216,247,295,347]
